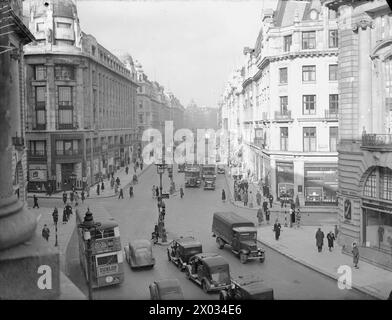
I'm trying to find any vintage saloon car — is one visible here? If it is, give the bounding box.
[149,279,184,300]
[184,253,231,293]
[219,275,274,300]
[167,236,203,270]
[124,239,155,269]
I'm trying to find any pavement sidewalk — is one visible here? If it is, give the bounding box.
[257,224,392,300]
[28,164,151,200]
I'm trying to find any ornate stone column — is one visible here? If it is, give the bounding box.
[353,16,373,135]
[0,22,36,252]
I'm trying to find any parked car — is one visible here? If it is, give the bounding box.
[212,212,265,263]
[167,236,203,270]
[124,239,155,269]
[149,279,184,300]
[219,275,274,300]
[184,253,231,293]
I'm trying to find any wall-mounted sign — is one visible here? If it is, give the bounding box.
[344,199,352,220]
[29,164,47,182]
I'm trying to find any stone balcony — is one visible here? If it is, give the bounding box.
[273,110,293,122]
[361,134,392,151]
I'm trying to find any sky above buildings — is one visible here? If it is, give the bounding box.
[77,0,278,108]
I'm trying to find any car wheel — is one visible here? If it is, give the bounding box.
[240,253,247,264]
[259,256,265,263]
[202,280,209,293]
[216,237,224,249]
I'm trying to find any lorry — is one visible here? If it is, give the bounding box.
[212,212,265,264]
[184,164,201,188]
[201,164,217,190]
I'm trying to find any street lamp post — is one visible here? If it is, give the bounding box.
[77,208,101,301]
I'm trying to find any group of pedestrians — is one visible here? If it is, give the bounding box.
[62,189,84,207]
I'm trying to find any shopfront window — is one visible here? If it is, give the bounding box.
[304,166,338,206]
[364,208,392,253]
[276,162,294,199]
[364,169,377,198]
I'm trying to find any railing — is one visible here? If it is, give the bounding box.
[274,110,292,120]
[56,149,82,156]
[27,150,46,157]
[325,110,338,119]
[58,123,75,130]
[362,134,392,149]
[34,124,46,130]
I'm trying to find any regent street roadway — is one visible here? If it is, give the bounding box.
[32,164,372,300]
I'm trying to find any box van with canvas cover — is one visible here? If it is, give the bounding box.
[212,212,265,263]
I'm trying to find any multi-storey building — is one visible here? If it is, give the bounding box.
[135,60,185,143]
[323,0,392,269]
[184,101,219,131]
[221,0,340,208]
[23,0,138,192]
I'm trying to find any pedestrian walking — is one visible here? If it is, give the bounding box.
[269,194,274,208]
[315,228,325,252]
[248,191,253,208]
[257,207,264,226]
[125,166,129,175]
[81,190,85,203]
[280,198,284,208]
[62,207,68,224]
[33,195,39,208]
[221,189,226,202]
[256,190,261,206]
[327,231,335,251]
[42,224,50,241]
[101,181,105,191]
[129,185,133,198]
[70,190,74,203]
[296,209,301,228]
[65,204,72,221]
[352,242,359,269]
[290,207,296,227]
[52,207,58,225]
[132,174,138,184]
[273,220,281,240]
[110,178,114,189]
[155,186,159,198]
[265,209,270,224]
[334,224,339,239]
[243,191,248,207]
[96,184,100,195]
[262,199,268,214]
[74,192,79,207]
[152,185,156,199]
[118,188,124,199]
[180,187,184,199]
[62,191,67,205]
[86,184,90,197]
[116,177,120,186]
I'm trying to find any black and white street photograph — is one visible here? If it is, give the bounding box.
[1,0,392,306]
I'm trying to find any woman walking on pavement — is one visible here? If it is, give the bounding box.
[352,242,359,269]
[296,209,301,228]
[273,219,281,240]
[327,231,335,251]
[152,185,156,199]
[221,189,226,202]
[180,187,184,199]
[257,207,264,226]
[265,208,270,225]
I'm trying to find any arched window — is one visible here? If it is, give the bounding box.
[363,166,392,201]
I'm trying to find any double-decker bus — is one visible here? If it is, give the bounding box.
[76,206,124,288]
